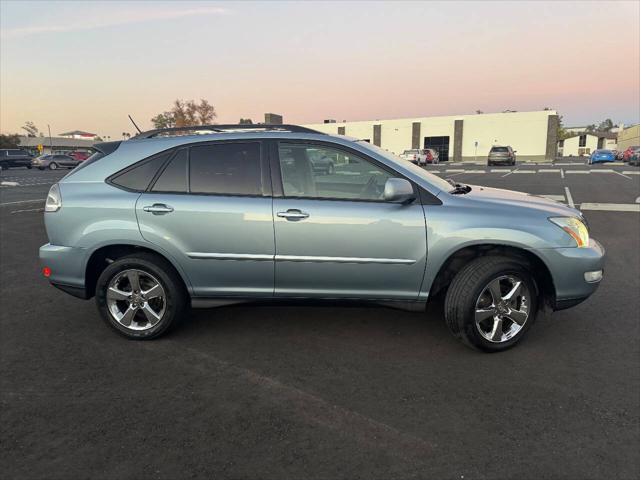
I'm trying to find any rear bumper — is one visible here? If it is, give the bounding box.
[533,239,605,311]
[39,243,88,297]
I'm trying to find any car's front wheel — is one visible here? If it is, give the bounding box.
[444,256,538,352]
[95,253,188,339]
[49,162,58,170]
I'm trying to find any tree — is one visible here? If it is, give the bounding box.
[151,99,217,129]
[239,118,253,124]
[21,121,39,137]
[557,115,573,141]
[596,118,614,132]
[151,111,175,129]
[0,133,21,148]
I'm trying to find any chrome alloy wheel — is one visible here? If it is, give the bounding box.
[474,275,530,343]
[106,269,166,331]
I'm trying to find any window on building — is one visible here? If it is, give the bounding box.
[189,143,261,196]
[579,135,587,147]
[558,140,564,147]
[278,144,392,201]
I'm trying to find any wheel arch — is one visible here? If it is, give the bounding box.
[428,243,556,308]
[84,243,192,299]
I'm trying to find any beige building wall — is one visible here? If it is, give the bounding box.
[561,135,599,156]
[617,125,640,150]
[306,110,556,162]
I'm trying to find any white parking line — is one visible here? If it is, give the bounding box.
[0,199,44,207]
[590,169,614,173]
[542,195,566,202]
[538,169,560,173]
[465,170,486,173]
[564,187,575,208]
[565,171,590,174]
[11,207,44,214]
[622,171,640,175]
[445,169,465,172]
[1,181,19,186]
[513,170,535,174]
[501,170,515,177]
[580,203,640,212]
[614,171,632,179]
[560,169,565,179]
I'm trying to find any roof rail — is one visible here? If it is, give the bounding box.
[131,124,325,139]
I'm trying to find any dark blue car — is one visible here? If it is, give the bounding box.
[588,149,616,164]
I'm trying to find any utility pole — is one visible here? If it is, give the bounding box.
[47,124,53,152]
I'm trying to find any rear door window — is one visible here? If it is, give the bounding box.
[151,149,188,193]
[189,142,262,196]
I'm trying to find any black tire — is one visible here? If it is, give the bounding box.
[95,252,188,340]
[444,256,538,352]
[49,162,58,170]
[38,167,44,170]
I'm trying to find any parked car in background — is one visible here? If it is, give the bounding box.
[487,146,516,166]
[40,124,605,352]
[616,150,625,160]
[0,148,33,171]
[588,149,616,164]
[623,146,640,162]
[425,148,439,164]
[628,147,640,166]
[68,151,92,161]
[307,150,336,174]
[31,154,81,170]
[400,149,428,165]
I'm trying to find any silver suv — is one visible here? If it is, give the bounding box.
[39,125,605,351]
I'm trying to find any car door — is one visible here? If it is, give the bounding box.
[134,141,275,298]
[271,141,427,300]
[55,155,73,167]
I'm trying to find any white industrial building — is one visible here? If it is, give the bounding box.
[558,132,617,157]
[305,110,559,162]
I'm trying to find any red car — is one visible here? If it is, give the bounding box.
[623,146,639,162]
[68,151,92,161]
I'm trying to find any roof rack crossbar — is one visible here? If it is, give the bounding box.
[132,124,325,139]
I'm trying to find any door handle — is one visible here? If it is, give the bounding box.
[143,203,174,215]
[277,209,309,220]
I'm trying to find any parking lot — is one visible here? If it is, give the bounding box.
[1,161,639,479]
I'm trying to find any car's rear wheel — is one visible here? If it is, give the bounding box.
[95,253,188,339]
[49,162,58,170]
[444,256,537,352]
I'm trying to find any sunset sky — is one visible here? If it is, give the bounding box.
[1,0,638,138]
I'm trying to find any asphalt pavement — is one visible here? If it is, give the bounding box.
[1,162,639,479]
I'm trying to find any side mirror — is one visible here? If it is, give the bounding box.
[383,178,416,204]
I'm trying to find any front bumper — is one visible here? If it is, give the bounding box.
[533,238,605,310]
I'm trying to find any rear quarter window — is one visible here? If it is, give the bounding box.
[109,152,172,192]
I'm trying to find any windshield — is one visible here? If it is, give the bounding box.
[356,142,452,192]
[491,147,509,153]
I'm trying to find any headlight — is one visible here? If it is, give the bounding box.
[549,217,589,248]
[45,183,62,212]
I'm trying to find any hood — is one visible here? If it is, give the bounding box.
[462,184,580,217]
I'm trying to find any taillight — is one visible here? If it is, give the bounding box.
[45,183,62,212]
[42,266,52,277]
